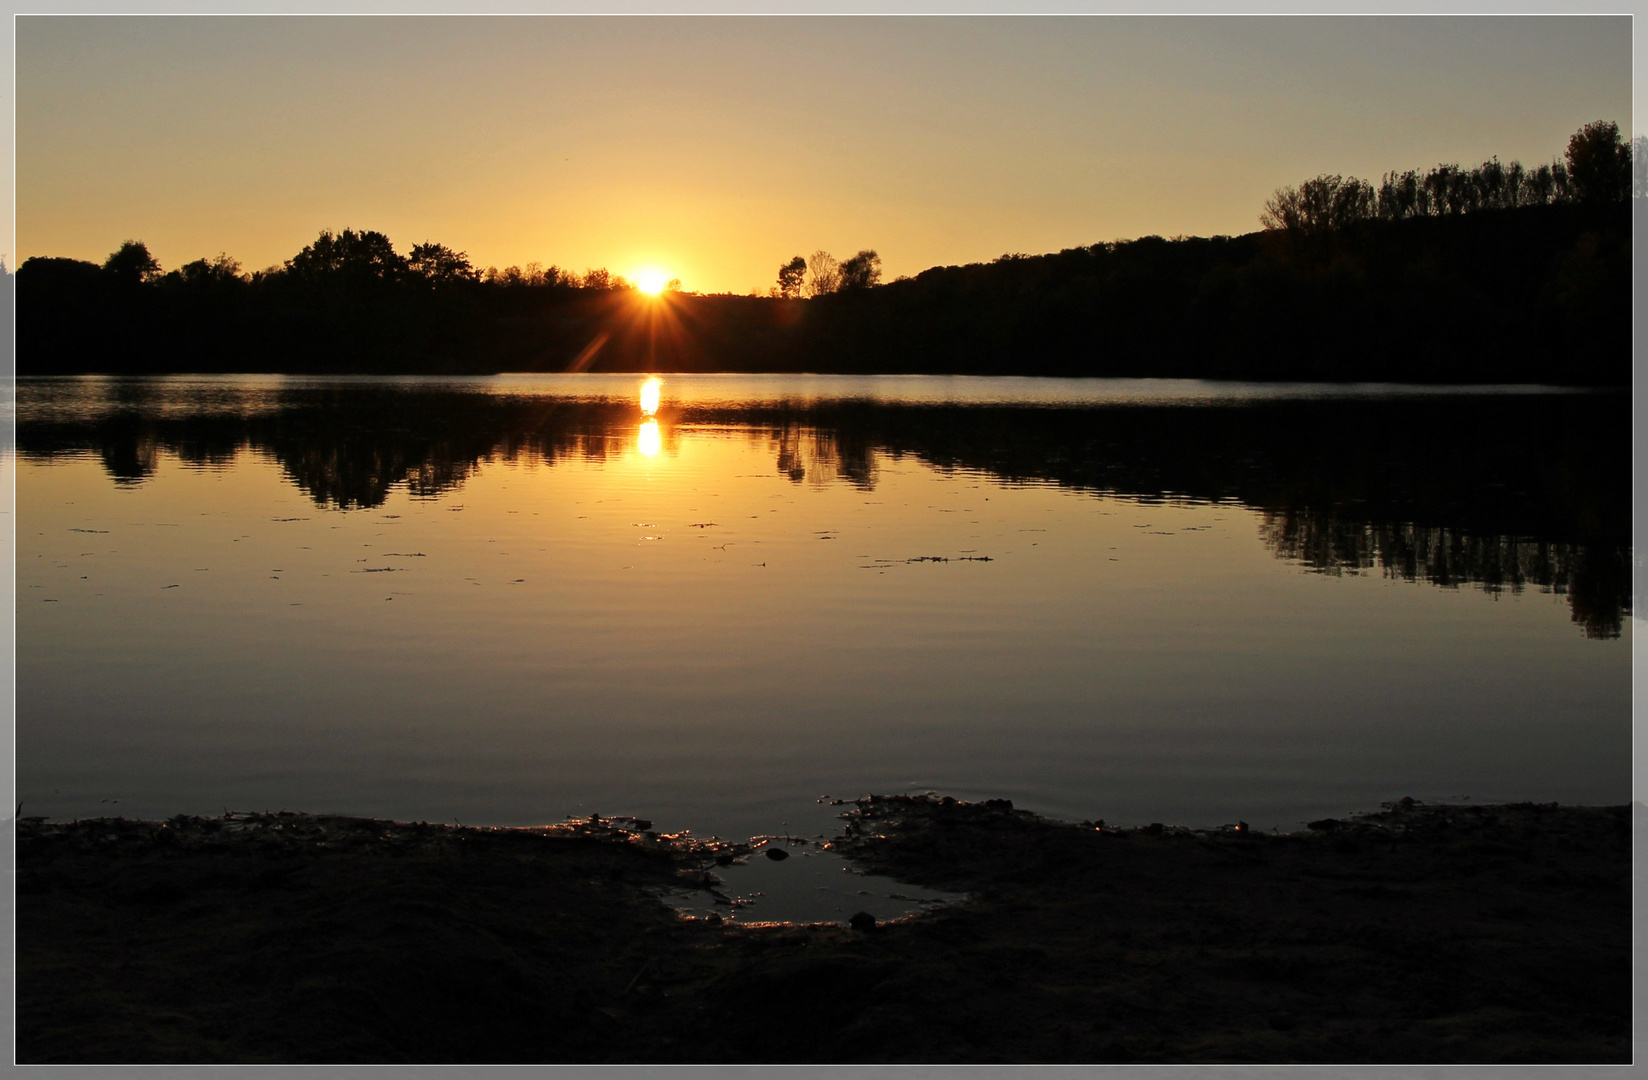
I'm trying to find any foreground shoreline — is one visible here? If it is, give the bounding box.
[16,795,1630,1064]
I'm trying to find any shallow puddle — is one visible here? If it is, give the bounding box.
[658,837,964,925]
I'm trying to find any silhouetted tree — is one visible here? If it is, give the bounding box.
[806,251,840,297]
[1551,160,1573,201]
[1260,175,1375,234]
[776,255,807,298]
[1503,160,1527,207]
[285,229,406,282]
[103,241,161,285]
[576,268,632,290]
[838,249,882,290]
[166,253,244,286]
[1527,163,1557,206]
[407,242,477,285]
[1565,120,1630,204]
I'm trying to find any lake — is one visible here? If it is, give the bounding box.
[12,374,1632,916]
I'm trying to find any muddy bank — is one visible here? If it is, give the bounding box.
[15,796,1630,1064]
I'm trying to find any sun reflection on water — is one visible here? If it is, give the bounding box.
[637,418,661,457]
[637,377,664,457]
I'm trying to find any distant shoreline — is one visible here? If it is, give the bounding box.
[17,794,1631,1063]
[15,370,1628,389]
[17,201,1633,387]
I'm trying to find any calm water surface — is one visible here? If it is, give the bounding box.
[14,374,1631,915]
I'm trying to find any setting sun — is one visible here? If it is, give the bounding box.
[636,270,669,295]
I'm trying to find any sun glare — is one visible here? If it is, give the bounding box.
[637,418,661,457]
[639,377,662,416]
[636,270,669,295]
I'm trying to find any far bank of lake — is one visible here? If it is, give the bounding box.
[18,201,1632,386]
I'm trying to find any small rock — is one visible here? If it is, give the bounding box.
[849,911,877,932]
[765,848,790,861]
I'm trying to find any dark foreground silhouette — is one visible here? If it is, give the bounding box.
[16,795,1629,1063]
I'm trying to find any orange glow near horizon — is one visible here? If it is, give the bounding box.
[639,377,662,416]
[14,19,1631,294]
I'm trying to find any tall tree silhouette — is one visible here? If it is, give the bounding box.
[806,251,841,297]
[838,249,882,290]
[776,255,806,298]
[1565,120,1630,204]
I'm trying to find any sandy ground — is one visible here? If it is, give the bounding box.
[15,794,1630,1064]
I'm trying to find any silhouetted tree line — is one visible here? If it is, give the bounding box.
[771,249,882,298]
[17,123,1630,383]
[1262,121,1633,232]
[18,383,1628,637]
[18,229,654,375]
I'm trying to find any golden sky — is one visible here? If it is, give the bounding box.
[16,15,1631,294]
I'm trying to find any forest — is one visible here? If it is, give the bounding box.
[16,121,1635,385]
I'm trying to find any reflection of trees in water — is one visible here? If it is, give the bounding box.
[20,390,639,510]
[18,385,1628,636]
[99,434,159,485]
[1259,511,1628,639]
[756,421,878,489]
[727,395,1630,639]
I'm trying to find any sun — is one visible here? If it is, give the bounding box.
[635,270,669,295]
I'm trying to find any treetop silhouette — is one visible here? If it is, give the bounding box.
[1262,119,1632,234]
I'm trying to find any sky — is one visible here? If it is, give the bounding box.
[15,15,1633,295]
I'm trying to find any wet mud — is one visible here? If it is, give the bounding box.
[15,795,1630,1063]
